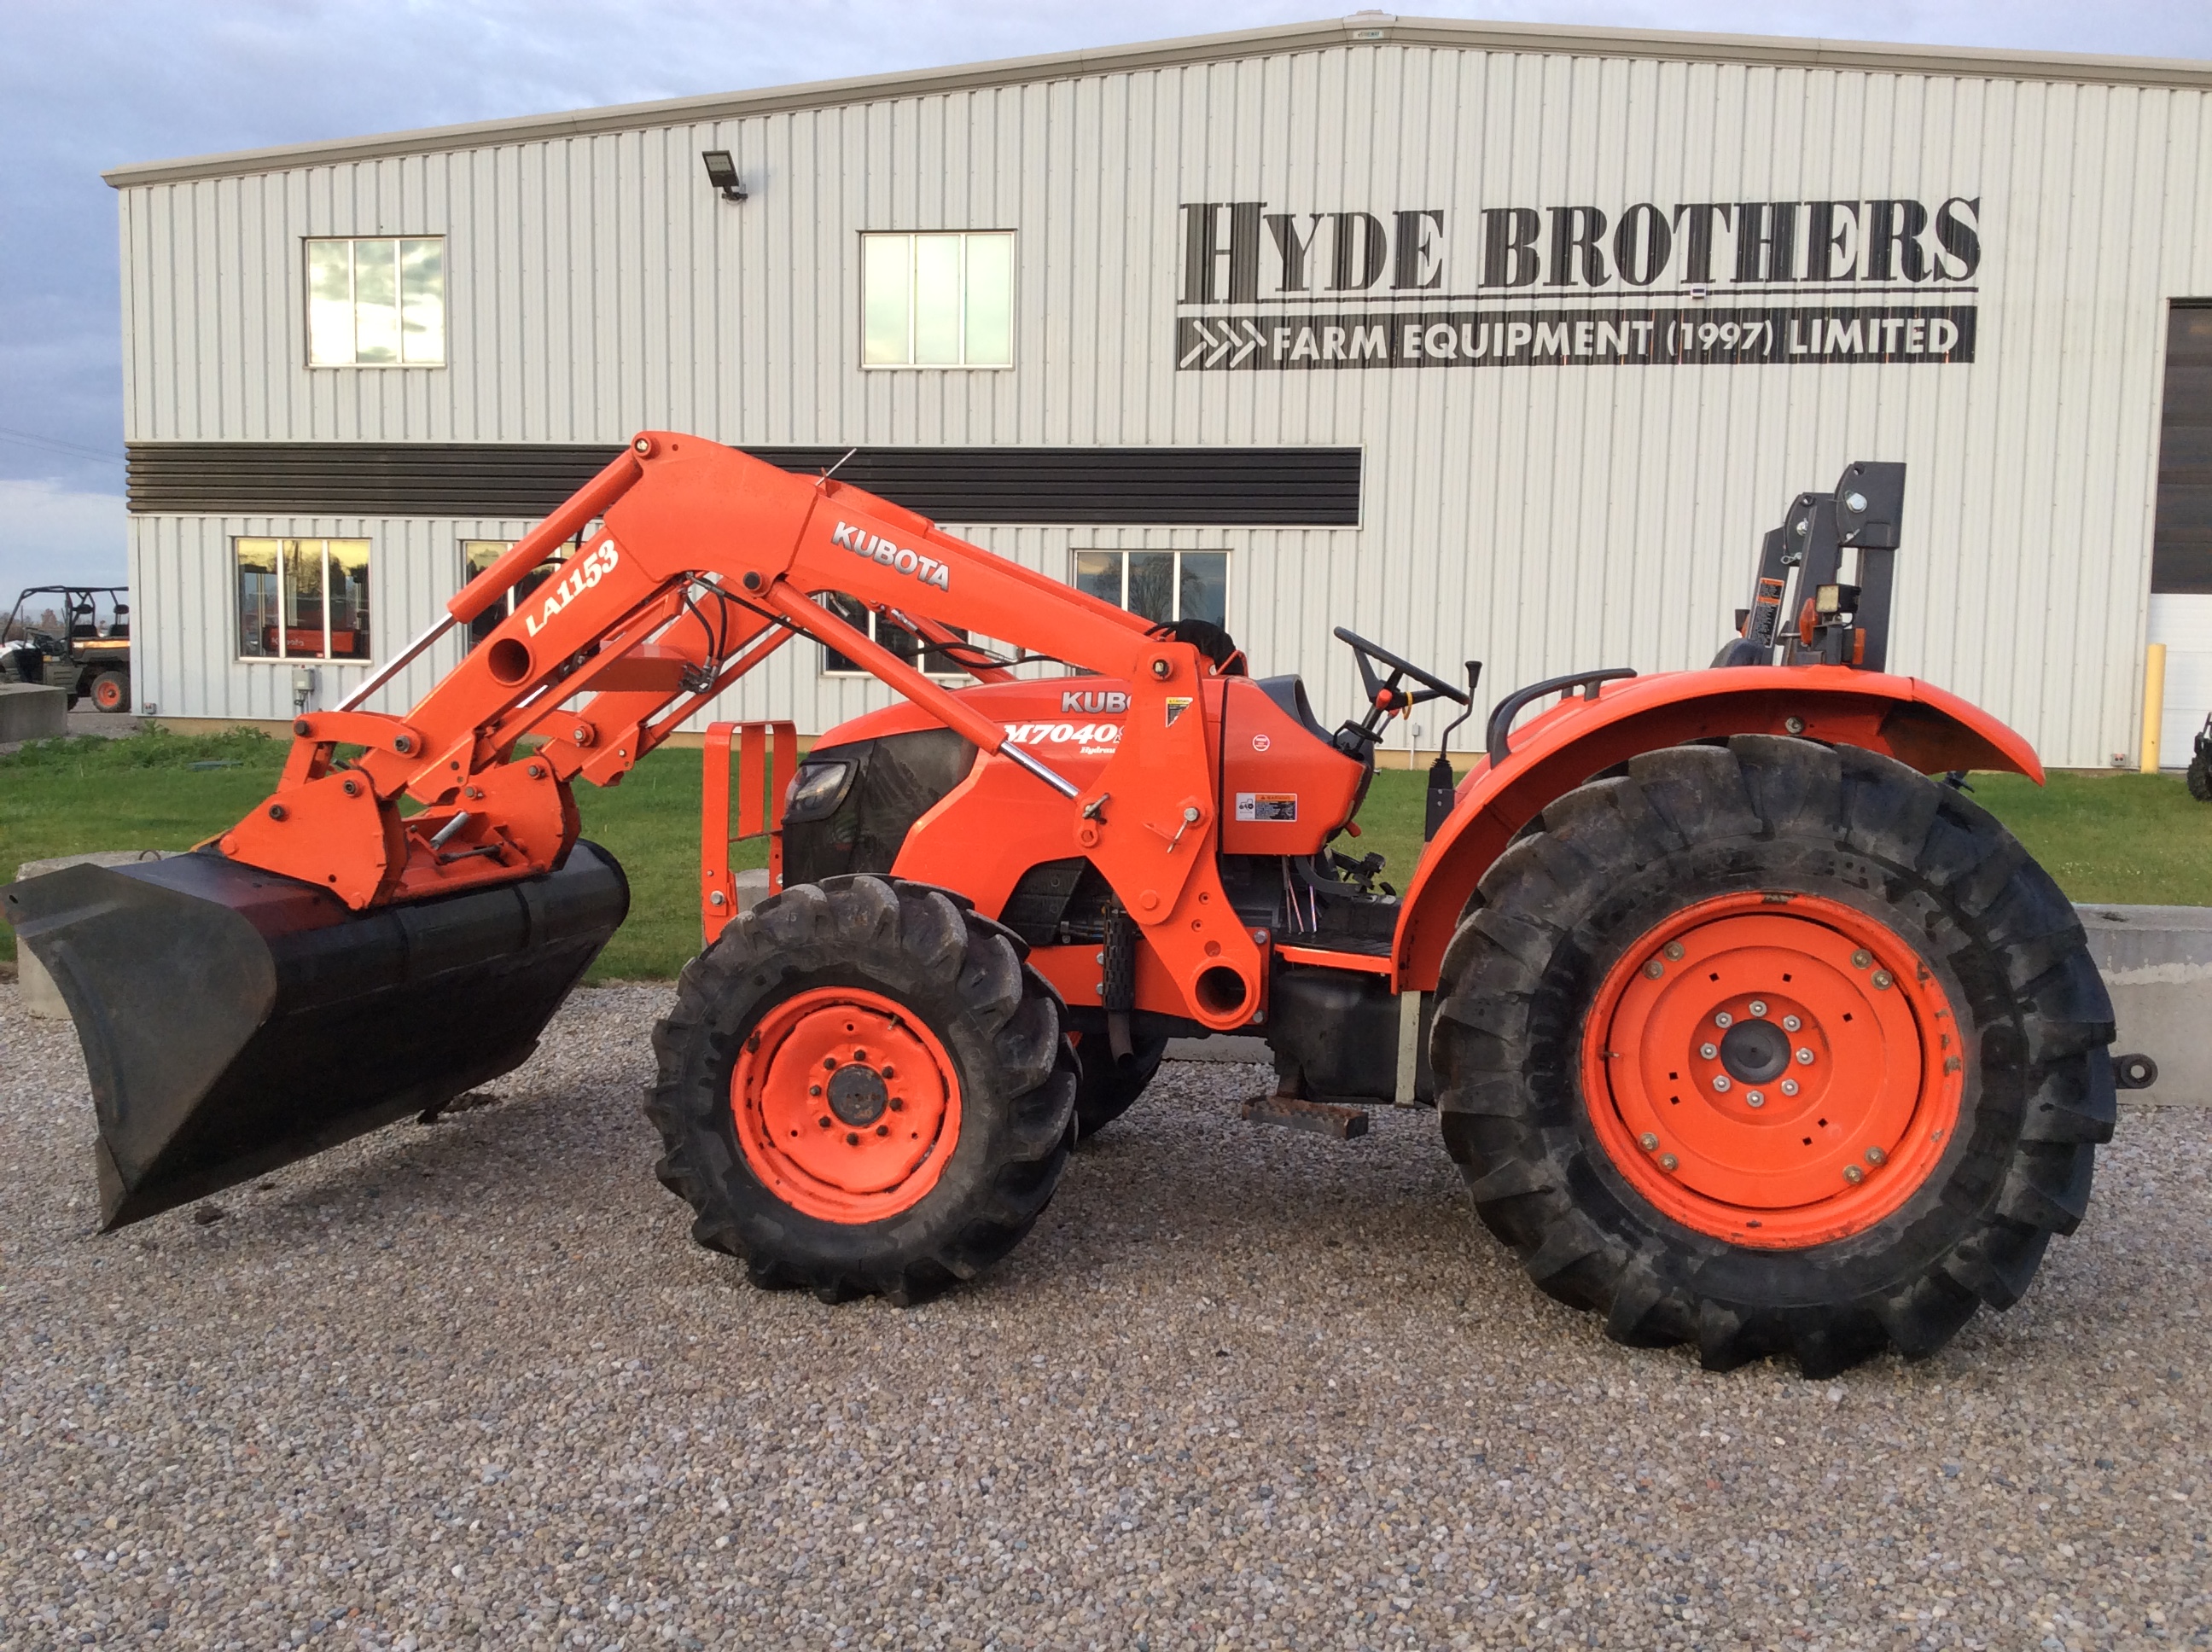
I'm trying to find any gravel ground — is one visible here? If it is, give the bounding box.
[2,978,2209,1651]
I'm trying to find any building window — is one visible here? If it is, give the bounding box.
[819,593,969,677]
[236,538,372,661]
[1072,550,1228,627]
[307,236,445,365]
[460,540,564,647]
[862,232,1013,367]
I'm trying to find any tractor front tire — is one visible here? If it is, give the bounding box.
[1072,1032,1168,1141]
[1432,736,2116,1376]
[647,875,1076,1303]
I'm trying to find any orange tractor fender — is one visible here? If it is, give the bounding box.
[1392,662,2041,992]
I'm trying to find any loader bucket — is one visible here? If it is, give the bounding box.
[3,842,628,1229]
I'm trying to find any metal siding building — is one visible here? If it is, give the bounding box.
[107,15,2212,769]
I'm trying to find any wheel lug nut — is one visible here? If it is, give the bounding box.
[1662,942,1685,961]
[853,1048,868,1062]
[1851,950,1873,969]
[1796,1047,1815,1065]
[1714,1011,1733,1028]
[889,1097,905,1112]
[1782,1015,1802,1032]
[1865,1146,1886,1166]
[1699,1042,1719,1059]
[876,1125,890,1137]
[1639,1132,1660,1151]
[846,1131,860,1146]
[1748,999,1767,1017]
[1658,1153,1679,1171]
[1712,1074,1731,1092]
[1843,1164,1866,1184]
[818,1116,832,1129]
[1745,1091,1765,1108]
[882,1066,895,1079]
[823,1056,837,1070]
[809,1085,823,1096]
[1781,1079,1799,1096]
[1644,960,1665,980]
[1870,969,1894,990]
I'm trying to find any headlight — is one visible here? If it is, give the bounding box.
[783,759,856,824]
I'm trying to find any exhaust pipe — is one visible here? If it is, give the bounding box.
[4,842,628,1228]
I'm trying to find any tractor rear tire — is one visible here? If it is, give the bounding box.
[1072,1032,1168,1141]
[91,670,130,713]
[647,875,1076,1304]
[1431,736,2116,1376]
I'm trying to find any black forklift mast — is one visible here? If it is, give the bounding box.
[1719,461,1906,672]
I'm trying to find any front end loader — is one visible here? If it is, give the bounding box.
[4,439,2114,1376]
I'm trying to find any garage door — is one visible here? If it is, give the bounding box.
[2151,303,2212,768]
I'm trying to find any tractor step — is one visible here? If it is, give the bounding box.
[1241,1092,1369,1139]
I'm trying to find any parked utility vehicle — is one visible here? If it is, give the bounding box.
[1,585,131,711]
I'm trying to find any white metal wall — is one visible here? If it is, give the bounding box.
[117,37,2212,766]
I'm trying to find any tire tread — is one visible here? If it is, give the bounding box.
[644,875,1076,1305]
[1431,736,2115,1375]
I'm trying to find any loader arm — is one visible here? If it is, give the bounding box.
[217,433,1267,1032]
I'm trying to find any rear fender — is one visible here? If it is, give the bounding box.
[1392,665,2040,991]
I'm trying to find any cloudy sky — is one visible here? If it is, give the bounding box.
[3,1,2209,600]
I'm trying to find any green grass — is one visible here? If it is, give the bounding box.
[1,729,292,971]
[0,729,763,980]
[1947,770,2212,908]
[1353,767,2212,908]
[568,749,768,980]
[5,730,2209,979]
[1346,768,1429,891]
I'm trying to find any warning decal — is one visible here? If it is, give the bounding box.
[1236,792,1298,823]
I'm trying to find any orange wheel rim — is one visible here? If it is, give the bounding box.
[1580,891,1965,1249]
[731,986,961,1224]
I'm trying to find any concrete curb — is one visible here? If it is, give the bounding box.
[2078,905,2212,1106]
[0,683,67,747]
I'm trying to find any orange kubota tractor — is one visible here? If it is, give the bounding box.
[5,437,2114,1376]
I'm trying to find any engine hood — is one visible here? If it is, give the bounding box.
[807,672,1367,863]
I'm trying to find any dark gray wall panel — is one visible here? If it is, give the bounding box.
[2154,307,2212,595]
[126,443,1362,526]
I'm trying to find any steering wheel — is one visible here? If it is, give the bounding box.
[1332,626,1470,707]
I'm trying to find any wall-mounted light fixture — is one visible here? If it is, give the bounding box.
[700,149,747,202]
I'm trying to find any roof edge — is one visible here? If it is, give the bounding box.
[103,12,2212,189]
